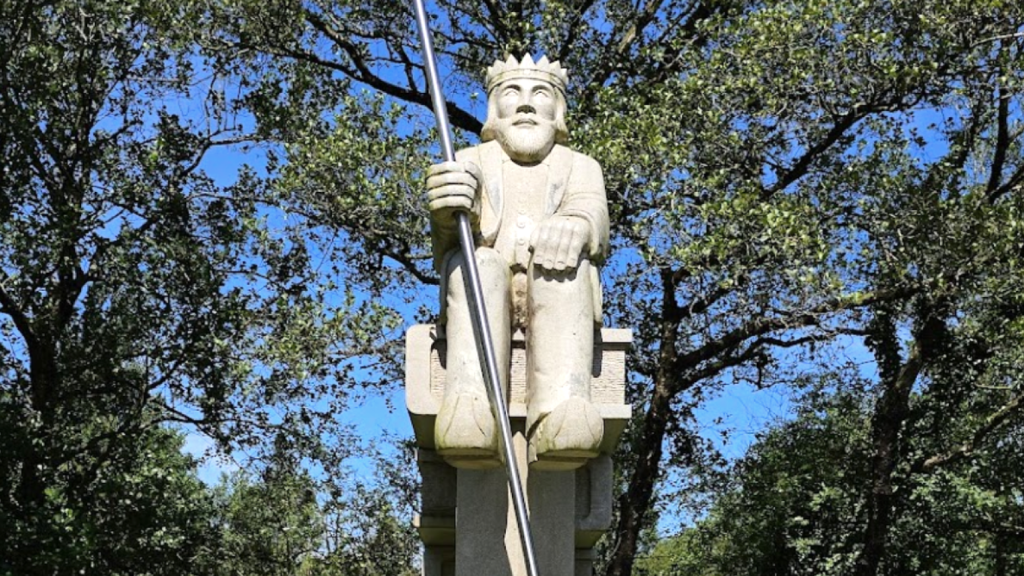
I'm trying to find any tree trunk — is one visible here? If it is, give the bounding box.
[18,334,56,509]
[604,386,673,576]
[855,306,937,576]
[854,346,922,576]
[604,269,681,576]
[994,533,1008,576]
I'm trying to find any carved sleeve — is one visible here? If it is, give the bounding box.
[429,147,481,274]
[557,154,610,264]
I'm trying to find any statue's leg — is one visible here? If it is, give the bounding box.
[435,247,511,470]
[526,259,603,471]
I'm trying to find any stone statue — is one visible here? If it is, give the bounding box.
[427,54,609,471]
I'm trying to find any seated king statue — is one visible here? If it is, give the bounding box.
[426,54,609,471]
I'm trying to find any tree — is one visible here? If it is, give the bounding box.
[638,367,1024,576]
[207,437,419,576]
[210,439,325,575]
[196,1,1024,574]
[0,0,395,568]
[0,421,219,575]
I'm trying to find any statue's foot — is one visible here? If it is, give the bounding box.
[528,397,604,471]
[435,392,501,469]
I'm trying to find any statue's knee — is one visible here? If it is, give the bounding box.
[530,259,592,296]
[444,250,466,299]
[473,247,505,275]
[446,248,507,299]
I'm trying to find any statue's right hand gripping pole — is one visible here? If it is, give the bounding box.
[411,3,541,576]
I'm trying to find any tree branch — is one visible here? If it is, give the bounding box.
[985,82,1010,199]
[913,392,1024,473]
[555,0,600,63]
[762,109,862,198]
[671,286,917,385]
[987,164,1024,204]
[302,10,483,135]
[0,279,37,352]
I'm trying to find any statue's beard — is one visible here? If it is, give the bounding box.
[493,115,557,163]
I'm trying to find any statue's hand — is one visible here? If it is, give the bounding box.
[426,161,482,229]
[530,216,590,273]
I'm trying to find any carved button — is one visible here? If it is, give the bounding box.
[516,215,528,228]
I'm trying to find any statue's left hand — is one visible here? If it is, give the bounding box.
[530,216,590,273]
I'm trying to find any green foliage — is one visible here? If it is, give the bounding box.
[205,439,419,576]
[0,426,217,575]
[3,0,1024,574]
[209,455,324,575]
[639,367,1024,576]
[0,0,405,570]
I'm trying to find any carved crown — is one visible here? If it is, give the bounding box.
[485,54,569,94]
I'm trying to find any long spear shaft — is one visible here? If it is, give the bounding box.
[411,3,541,575]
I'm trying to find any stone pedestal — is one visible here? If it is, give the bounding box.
[406,325,631,576]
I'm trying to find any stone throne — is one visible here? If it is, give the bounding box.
[406,324,632,576]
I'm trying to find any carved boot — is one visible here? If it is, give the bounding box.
[435,393,501,469]
[528,396,604,471]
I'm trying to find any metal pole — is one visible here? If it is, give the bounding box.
[411,3,541,576]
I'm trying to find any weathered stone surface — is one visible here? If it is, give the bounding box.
[427,54,612,470]
[409,324,629,576]
[411,53,630,576]
[425,328,631,408]
[406,324,632,453]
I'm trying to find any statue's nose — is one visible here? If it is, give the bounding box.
[516,104,536,115]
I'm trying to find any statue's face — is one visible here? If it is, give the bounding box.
[490,78,559,163]
[495,78,557,123]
